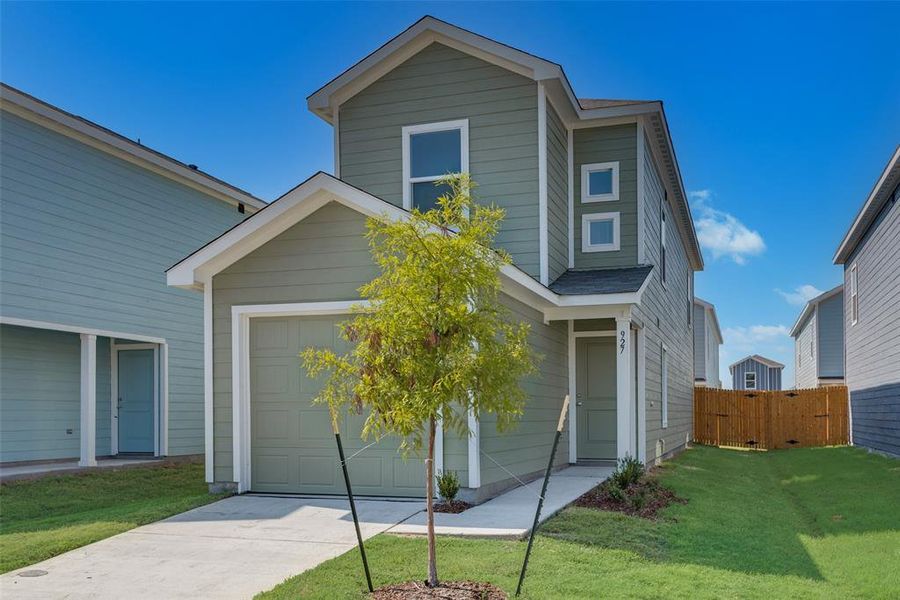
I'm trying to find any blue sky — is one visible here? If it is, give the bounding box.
[3,2,898,387]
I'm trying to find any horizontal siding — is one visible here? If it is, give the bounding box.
[851,383,900,456]
[546,101,568,281]
[692,305,706,381]
[794,312,817,389]
[0,110,249,457]
[573,124,638,268]
[0,325,111,462]
[845,193,900,392]
[479,294,568,487]
[339,42,540,278]
[636,138,693,462]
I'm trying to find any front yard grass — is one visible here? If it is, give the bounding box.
[0,461,227,573]
[259,446,900,599]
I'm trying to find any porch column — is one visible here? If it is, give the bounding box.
[79,333,97,467]
[615,317,634,460]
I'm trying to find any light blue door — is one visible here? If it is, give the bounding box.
[118,349,155,453]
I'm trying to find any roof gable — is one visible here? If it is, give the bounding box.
[729,354,785,371]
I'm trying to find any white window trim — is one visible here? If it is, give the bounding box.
[849,263,858,326]
[745,371,757,390]
[401,119,470,211]
[661,342,668,429]
[581,161,620,203]
[581,212,620,253]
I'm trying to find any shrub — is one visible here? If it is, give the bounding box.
[611,455,645,489]
[436,470,460,503]
[605,482,626,503]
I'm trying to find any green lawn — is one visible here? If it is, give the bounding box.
[259,446,900,599]
[0,462,227,573]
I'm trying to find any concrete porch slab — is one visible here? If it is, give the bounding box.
[0,495,422,600]
[390,465,612,538]
[0,457,171,482]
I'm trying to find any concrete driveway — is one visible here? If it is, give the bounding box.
[1,495,422,600]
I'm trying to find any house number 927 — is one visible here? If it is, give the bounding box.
[619,330,626,354]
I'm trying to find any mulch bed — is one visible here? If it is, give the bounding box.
[432,500,472,514]
[573,476,686,520]
[371,580,507,599]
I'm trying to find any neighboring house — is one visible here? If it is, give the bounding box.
[692,297,722,388]
[0,84,265,468]
[833,146,900,457]
[167,16,704,501]
[789,285,845,389]
[730,355,784,391]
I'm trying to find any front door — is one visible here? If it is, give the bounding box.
[117,348,155,453]
[576,336,617,460]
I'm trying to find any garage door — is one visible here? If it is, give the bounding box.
[249,315,425,496]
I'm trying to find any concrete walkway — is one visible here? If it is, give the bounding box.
[0,457,166,482]
[0,495,421,600]
[390,465,612,538]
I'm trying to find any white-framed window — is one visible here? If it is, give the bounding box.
[849,263,858,325]
[401,119,469,211]
[745,372,757,390]
[580,161,620,203]
[581,212,620,253]
[660,191,668,286]
[661,343,669,428]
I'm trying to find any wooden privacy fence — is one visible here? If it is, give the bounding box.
[693,386,849,450]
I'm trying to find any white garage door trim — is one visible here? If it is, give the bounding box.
[230,300,444,493]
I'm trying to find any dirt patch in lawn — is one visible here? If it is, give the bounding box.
[432,500,472,514]
[371,580,506,599]
[573,475,686,520]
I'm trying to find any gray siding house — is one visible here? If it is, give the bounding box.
[168,17,704,500]
[833,146,900,457]
[730,355,784,391]
[692,297,722,388]
[0,84,265,469]
[790,285,844,389]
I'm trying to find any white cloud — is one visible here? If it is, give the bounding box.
[723,324,791,349]
[689,190,765,265]
[774,284,824,306]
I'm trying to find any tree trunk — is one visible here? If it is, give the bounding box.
[426,416,439,587]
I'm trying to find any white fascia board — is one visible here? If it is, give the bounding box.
[1,85,265,211]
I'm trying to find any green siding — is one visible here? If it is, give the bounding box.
[0,325,111,462]
[0,110,249,457]
[634,131,694,462]
[546,102,569,281]
[573,124,638,268]
[339,42,541,278]
[479,294,569,490]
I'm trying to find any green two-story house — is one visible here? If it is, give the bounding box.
[168,17,704,501]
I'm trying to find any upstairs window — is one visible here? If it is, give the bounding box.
[582,212,620,253]
[581,162,619,202]
[745,372,757,390]
[850,263,858,325]
[402,120,469,212]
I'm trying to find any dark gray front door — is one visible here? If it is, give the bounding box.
[576,336,617,459]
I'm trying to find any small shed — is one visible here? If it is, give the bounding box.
[730,355,785,390]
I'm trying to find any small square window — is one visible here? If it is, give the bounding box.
[581,162,619,202]
[745,372,757,390]
[581,212,620,253]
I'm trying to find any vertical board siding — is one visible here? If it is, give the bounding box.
[844,186,900,455]
[635,133,693,462]
[339,43,540,278]
[573,124,638,268]
[816,292,844,379]
[545,101,568,282]
[794,313,817,389]
[694,386,849,449]
[0,326,111,461]
[0,111,248,457]
[479,294,568,488]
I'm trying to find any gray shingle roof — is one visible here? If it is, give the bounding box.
[549,266,653,295]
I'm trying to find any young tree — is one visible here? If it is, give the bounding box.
[301,175,537,588]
